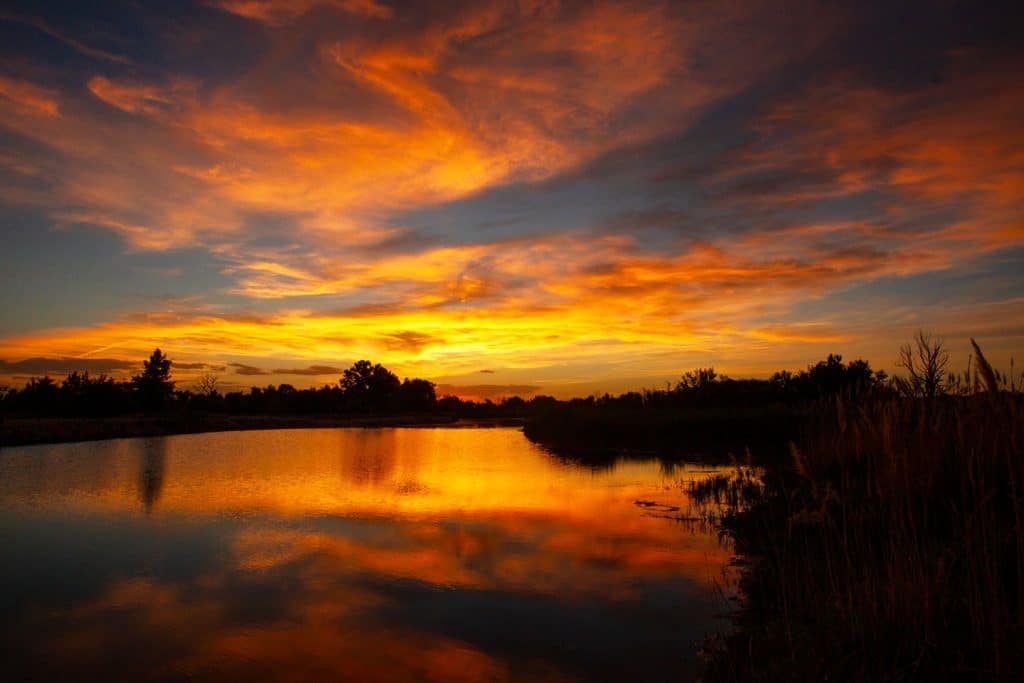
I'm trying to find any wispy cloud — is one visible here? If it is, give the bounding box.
[0,11,130,64]
[87,76,196,115]
[0,75,60,116]
[212,0,394,24]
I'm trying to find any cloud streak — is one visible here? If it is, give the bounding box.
[0,357,136,377]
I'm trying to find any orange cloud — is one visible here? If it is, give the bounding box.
[0,74,59,116]
[87,76,196,115]
[0,1,825,255]
[214,0,394,24]
[732,55,1024,257]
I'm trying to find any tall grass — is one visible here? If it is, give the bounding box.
[700,390,1024,680]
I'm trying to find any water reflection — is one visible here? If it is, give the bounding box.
[138,437,167,514]
[0,428,734,681]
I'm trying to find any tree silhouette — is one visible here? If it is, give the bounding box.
[806,354,847,396]
[195,372,220,398]
[133,348,175,411]
[398,378,437,412]
[678,367,718,390]
[340,360,400,412]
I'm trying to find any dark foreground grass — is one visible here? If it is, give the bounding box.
[694,393,1024,681]
[523,405,802,463]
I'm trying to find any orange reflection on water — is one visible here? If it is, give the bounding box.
[0,428,733,681]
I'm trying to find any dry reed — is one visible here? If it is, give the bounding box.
[700,384,1023,680]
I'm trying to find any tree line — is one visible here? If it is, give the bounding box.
[0,333,1015,419]
[0,350,442,418]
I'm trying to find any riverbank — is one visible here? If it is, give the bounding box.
[694,393,1024,681]
[522,405,803,463]
[0,414,524,448]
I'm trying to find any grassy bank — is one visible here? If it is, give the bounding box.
[0,413,526,448]
[523,405,803,463]
[694,392,1024,681]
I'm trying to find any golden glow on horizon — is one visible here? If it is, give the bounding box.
[0,224,1014,393]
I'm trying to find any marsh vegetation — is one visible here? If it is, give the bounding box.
[692,337,1023,681]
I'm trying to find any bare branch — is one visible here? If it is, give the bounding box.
[896,331,948,398]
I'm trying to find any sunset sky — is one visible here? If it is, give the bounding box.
[1,0,1021,398]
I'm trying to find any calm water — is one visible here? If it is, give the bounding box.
[0,427,733,682]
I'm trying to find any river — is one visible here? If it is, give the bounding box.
[0,427,734,681]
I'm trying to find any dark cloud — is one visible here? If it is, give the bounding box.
[175,362,227,371]
[271,365,344,376]
[229,362,269,376]
[377,331,441,353]
[230,362,344,376]
[0,10,130,64]
[0,357,135,376]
